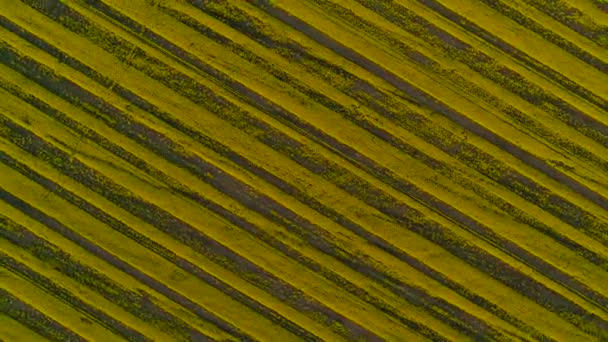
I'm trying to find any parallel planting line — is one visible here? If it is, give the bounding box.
[0,109,385,342]
[247,0,608,232]
[0,72,434,341]
[0,149,322,342]
[183,0,608,252]
[478,0,608,73]
[411,0,608,112]
[0,189,250,342]
[9,2,608,328]
[66,2,608,309]
[0,20,440,338]
[287,0,608,186]
[7,52,608,338]
[0,198,226,342]
[156,2,608,275]
[70,1,608,317]
[1,30,558,342]
[226,2,608,334]
[0,287,86,342]
[3,0,608,340]
[291,0,608,191]
[0,80,325,341]
[0,60,470,340]
[0,141,451,342]
[0,24,553,339]
[0,11,517,340]
[342,0,608,153]
[519,0,608,48]
[0,249,151,342]
[24,0,608,252]
[0,83,466,338]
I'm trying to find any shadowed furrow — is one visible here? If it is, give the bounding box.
[0,66,606,338]
[177,0,608,250]
[0,287,87,342]
[0,111,387,341]
[0,68,555,341]
[152,2,608,275]
[0,248,154,342]
[410,0,608,112]
[1,0,607,340]
[0,189,251,342]
[518,0,608,48]
[247,0,608,233]
[477,0,608,73]
[70,1,608,317]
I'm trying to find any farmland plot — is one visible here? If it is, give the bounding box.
[1,0,607,340]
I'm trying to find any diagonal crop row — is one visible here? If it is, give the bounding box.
[0,15,559,341]
[0,108,385,342]
[0,13,446,336]
[0,245,152,342]
[0,186,256,342]
[0,153,324,342]
[0,24,555,340]
[183,0,608,246]
[156,2,608,275]
[76,0,608,315]
[477,0,608,73]
[197,3,608,332]
[0,75,435,341]
[0,199,225,342]
[43,0,608,239]
[10,0,608,334]
[66,1,608,308]
[14,0,605,324]
[0,286,86,342]
[410,0,608,112]
[347,0,608,147]
[1,48,608,340]
[0,69,472,340]
[0,139,453,342]
[0,61,480,340]
[0,35,564,342]
[245,0,608,233]
[0,89,329,342]
[5,0,608,339]
[519,0,608,48]
[296,0,608,171]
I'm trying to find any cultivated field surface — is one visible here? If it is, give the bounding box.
[1,0,608,341]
